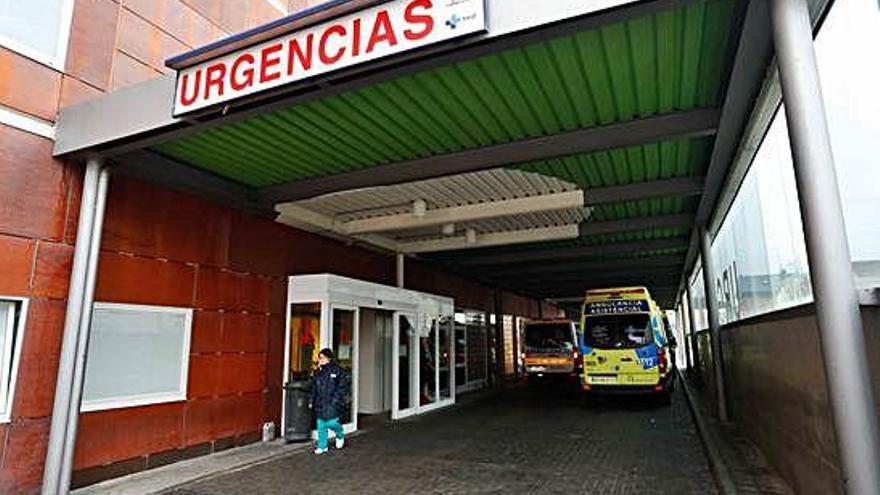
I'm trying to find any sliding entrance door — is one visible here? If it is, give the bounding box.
[392,312,417,419]
[330,306,359,432]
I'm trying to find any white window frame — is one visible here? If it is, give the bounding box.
[0,0,76,70]
[0,104,55,139]
[263,0,287,15]
[0,296,29,424]
[81,302,193,413]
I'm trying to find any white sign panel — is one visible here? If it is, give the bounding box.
[173,0,487,115]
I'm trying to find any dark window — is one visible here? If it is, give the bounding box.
[524,323,574,353]
[583,314,652,349]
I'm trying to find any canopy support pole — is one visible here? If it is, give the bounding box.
[771,0,880,492]
[700,227,728,422]
[679,299,692,371]
[43,158,110,495]
[685,287,701,381]
[396,253,405,288]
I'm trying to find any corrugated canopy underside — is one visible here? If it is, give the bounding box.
[147,0,739,305]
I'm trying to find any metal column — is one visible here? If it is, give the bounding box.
[685,287,701,380]
[493,289,504,387]
[771,0,880,492]
[395,253,405,288]
[42,158,109,495]
[700,228,728,422]
[511,315,520,378]
[679,299,693,370]
[61,167,110,491]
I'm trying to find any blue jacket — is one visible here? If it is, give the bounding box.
[310,361,348,420]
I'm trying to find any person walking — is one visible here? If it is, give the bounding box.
[311,348,348,455]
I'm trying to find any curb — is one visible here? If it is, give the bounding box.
[678,370,738,495]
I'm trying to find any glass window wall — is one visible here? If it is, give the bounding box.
[813,0,880,287]
[710,108,812,324]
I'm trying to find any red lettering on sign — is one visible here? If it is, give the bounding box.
[288,34,314,76]
[204,62,227,99]
[230,53,255,91]
[366,10,398,53]
[260,43,284,83]
[319,24,346,65]
[179,71,202,107]
[352,18,362,57]
[404,0,434,41]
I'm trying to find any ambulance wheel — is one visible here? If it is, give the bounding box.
[656,391,672,406]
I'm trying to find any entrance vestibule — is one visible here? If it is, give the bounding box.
[283,274,456,435]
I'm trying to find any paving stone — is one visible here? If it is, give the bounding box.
[162,387,717,495]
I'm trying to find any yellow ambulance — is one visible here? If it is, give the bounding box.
[579,286,676,402]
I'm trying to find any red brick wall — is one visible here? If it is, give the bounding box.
[72,177,270,472]
[0,124,82,493]
[405,260,493,312]
[0,163,555,493]
[0,3,302,489]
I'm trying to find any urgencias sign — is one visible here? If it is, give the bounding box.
[173,0,487,115]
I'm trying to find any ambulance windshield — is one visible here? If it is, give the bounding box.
[583,314,652,349]
[524,323,574,354]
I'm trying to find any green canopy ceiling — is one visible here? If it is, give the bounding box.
[153,0,736,189]
[145,0,740,303]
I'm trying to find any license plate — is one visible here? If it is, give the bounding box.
[589,375,617,384]
[529,366,547,372]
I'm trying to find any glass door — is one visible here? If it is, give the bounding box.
[330,306,358,431]
[418,318,437,407]
[438,317,453,401]
[454,315,467,393]
[392,312,418,419]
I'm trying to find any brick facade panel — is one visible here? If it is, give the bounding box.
[234,392,265,434]
[265,313,285,388]
[103,177,232,267]
[190,310,224,354]
[95,251,196,307]
[225,354,267,395]
[122,0,223,48]
[194,266,239,310]
[222,312,269,353]
[18,299,66,363]
[183,396,239,445]
[117,9,188,73]
[0,234,34,296]
[65,0,119,91]
[0,48,61,121]
[74,402,186,470]
[11,354,59,420]
[110,51,163,91]
[59,75,104,109]
[0,419,50,494]
[0,126,71,241]
[187,354,223,399]
[180,0,250,34]
[31,241,75,299]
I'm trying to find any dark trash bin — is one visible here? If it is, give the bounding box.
[284,379,313,443]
